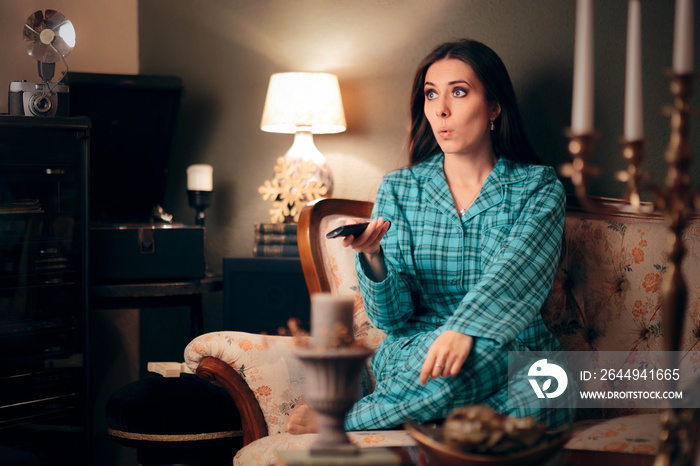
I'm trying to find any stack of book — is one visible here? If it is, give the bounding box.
[252,222,299,257]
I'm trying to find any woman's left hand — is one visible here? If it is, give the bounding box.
[419,330,473,385]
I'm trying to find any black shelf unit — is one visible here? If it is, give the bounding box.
[0,116,90,465]
[223,258,310,335]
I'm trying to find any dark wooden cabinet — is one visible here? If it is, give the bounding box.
[0,116,90,465]
[223,258,310,335]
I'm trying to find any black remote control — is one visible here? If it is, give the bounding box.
[326,222,370,239]
[326,221,391,239]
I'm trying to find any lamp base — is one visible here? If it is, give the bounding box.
[282,130,334,196]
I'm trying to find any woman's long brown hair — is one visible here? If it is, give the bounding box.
[408,39,539,166]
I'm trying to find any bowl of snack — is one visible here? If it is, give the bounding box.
[405,405,571,466]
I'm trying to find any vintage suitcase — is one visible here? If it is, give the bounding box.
[90,224,205,283]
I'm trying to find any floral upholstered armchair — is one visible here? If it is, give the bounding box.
[185,199,415,465]
[184,197,700,465]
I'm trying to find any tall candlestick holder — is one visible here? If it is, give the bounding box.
[292,346,373,455]
[561,72,698,466]
[187,190,213,227]
[288,294,376,458]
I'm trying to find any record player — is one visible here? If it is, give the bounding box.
[68,72,205,282]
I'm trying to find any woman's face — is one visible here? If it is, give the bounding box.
[423,58,500,158]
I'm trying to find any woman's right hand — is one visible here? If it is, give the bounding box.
[342,218,390,282]
[341,217,390,255]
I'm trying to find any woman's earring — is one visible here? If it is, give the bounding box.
[490,120,495,131]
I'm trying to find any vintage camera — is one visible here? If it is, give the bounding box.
[8,81,69,117]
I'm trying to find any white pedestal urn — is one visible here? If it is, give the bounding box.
[293,346,373,454]
[293,293,374,455]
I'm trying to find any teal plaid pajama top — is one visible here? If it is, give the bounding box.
[346,154,573,430]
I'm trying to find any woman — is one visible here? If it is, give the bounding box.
[289,39,572,434]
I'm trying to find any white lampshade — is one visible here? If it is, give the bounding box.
[260,72,346,134]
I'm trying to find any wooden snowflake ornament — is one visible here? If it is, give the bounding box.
[258,156,329,223]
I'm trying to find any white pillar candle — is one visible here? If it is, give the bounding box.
[186,164,213,191]
[673,0,694,74]
[571,0,595,135]
[311,294,355,348]
[624,0,644,141]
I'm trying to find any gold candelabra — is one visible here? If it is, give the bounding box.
[560,72,698,466]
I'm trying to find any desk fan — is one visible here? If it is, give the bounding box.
[23,9,76,83]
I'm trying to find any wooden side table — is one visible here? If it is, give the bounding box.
[90,273,223,338]
[223,258,310,335]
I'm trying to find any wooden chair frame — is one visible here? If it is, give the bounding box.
[297,198,374,295]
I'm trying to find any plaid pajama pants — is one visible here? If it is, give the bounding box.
[345,329,574,430]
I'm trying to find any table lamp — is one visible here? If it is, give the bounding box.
[258,72,346,223]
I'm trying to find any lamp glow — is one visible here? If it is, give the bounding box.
[259,72,346,223]
[261,72,346,135]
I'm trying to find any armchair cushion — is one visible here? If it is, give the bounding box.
[231,414,662,463]
[565,414,660,454]
[234,430,416,465]
[541,212,700,420]
[316,213,387,351]
[543,211,700,354]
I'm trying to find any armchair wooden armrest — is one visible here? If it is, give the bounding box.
[195,356,267,446]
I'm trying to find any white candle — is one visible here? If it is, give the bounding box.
[624,0,644,141]
[186,164,213,191]
[571,0,595,135]
[311,294,355,348]
[673,0,694,74]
